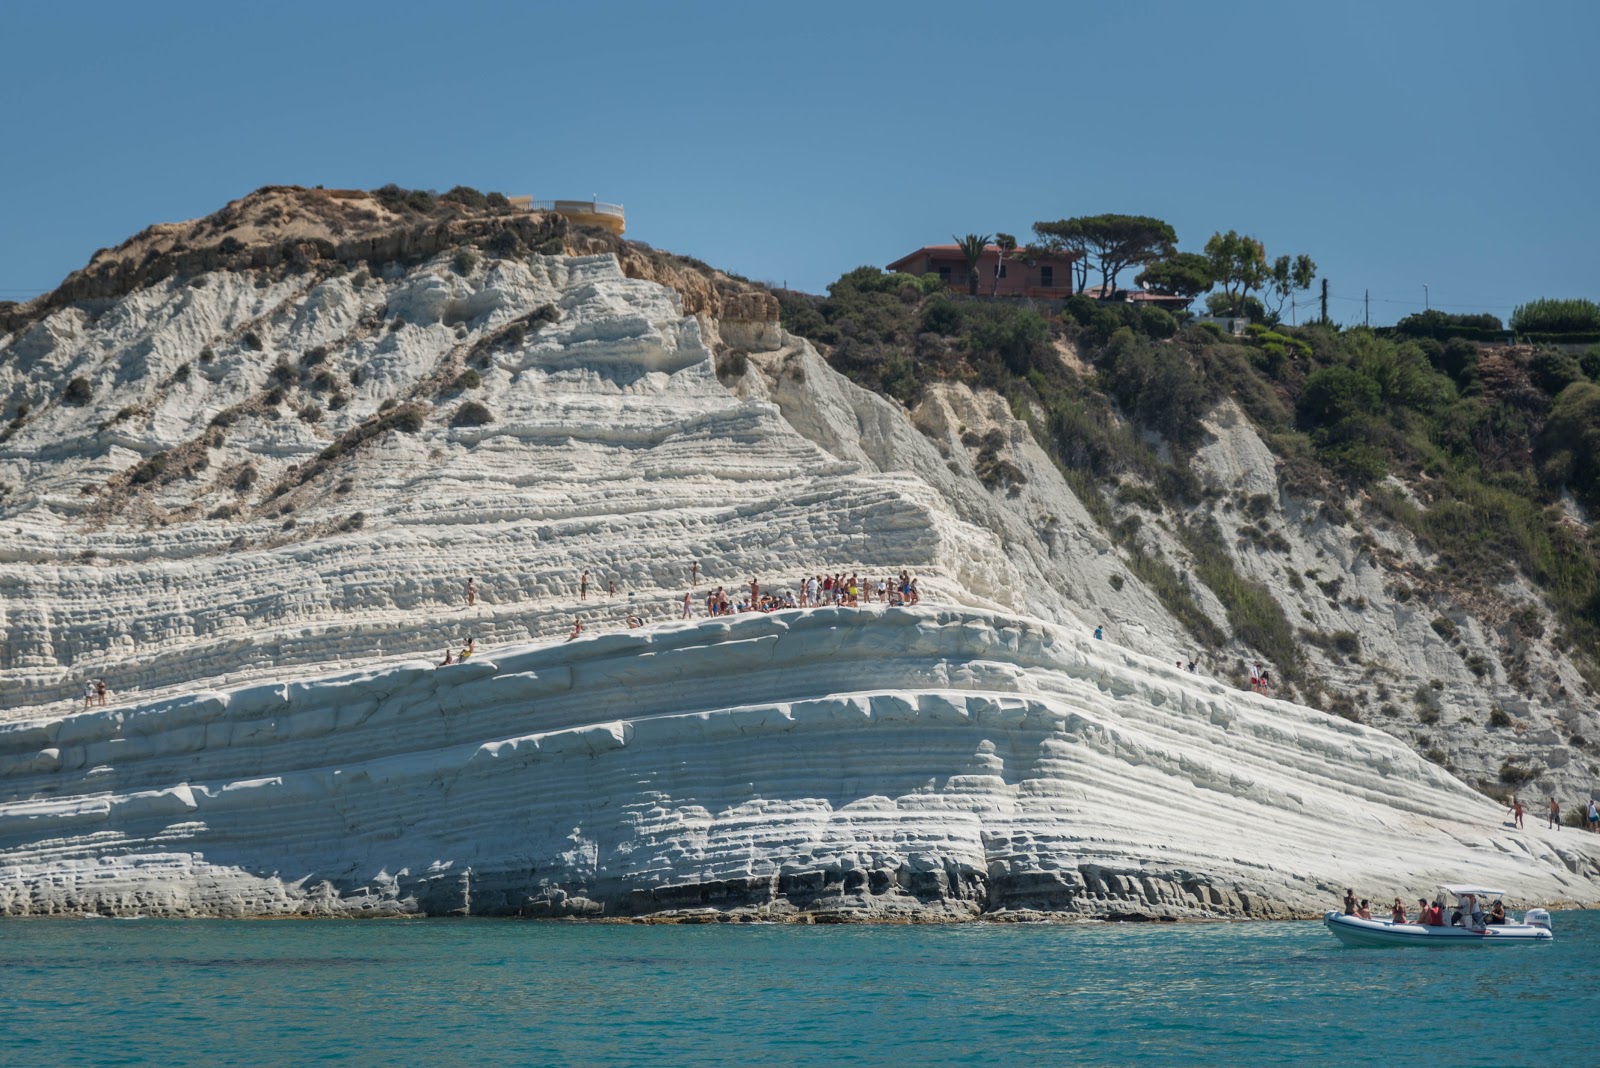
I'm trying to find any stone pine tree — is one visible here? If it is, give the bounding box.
[954,233,991,296]
[1031,215,1176,298]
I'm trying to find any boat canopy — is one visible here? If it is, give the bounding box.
[1440,884,1507,898]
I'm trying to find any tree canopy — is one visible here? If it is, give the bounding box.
[1511,298,1600,335]
[1266,254,1318,321]
[1032,214,1176,298]
[1204,230,1268,318]
[1135,252,1213,303]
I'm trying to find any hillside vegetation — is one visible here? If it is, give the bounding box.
[778,269,1600,701]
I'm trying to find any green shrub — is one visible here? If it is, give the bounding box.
[1431,616,1459,641]
[441,186,488,210]
[451,368,482,392]
[452,248,480,275]
[242,330,263,351]
[451,401,492,427]
[1137,305,1177,340]
[1498,760,1538,786]
[920,299,964,335]
[1529,350,1585,395]
[129,452,168,485]
[1488,705,1513,729]
[63,377,92,405]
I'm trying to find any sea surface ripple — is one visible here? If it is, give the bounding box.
[3,912,1597,1066]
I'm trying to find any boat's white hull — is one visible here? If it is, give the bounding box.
[1323,911,1552,946]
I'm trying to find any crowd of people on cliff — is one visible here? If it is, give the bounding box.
[687,571,921,618]
[438,565,924,662]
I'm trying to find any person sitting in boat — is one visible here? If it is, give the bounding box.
[1418,898,1443,926]
[1486,900,1507,926]
[1390,898,1408,924]
[1356,899,1373,920]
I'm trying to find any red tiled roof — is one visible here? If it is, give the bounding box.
[886,244,1080,272]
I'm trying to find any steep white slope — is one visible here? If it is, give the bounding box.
[3,605,1593,919]
[0,253,1061,712]
[2,203,1596,919]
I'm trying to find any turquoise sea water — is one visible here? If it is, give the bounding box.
[3,912,1596,1067]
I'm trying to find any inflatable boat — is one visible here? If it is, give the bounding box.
[1324,885,1553,946]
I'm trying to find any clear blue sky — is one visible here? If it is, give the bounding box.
[2,0,1594,325]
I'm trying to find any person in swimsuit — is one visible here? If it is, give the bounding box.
[580,570,589,601]
[439,649,454,667]
[1487,900,1507,926]
[1342,889,1357,916]
[466,577,476,607]
[1390,898,1407,924]
[1356,899,1373,920]
[96,678,107,706]
[682,591,693,619]
[567,617,583,641]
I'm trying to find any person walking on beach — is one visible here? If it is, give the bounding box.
[682,590,694,619]
[1510,796,1525,829]
[1548,797,1561,830]
[580,570,589,601]
[466,577,476,607]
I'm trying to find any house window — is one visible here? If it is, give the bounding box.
[938,266,952,285]
[998,264,1007,278]
[1040,265,1054,288]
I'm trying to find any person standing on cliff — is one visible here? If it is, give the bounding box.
[682,590,693,619]
[83,680,95,710]
[608,577,616,598]
[580,570,589,601]
[466,577,476,607]
[1510,797,1525,829]
[690,560,699,586]
[96,679,107,706]
[1548,797,1561,830]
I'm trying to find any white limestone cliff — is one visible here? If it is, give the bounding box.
[1,191,1595,918]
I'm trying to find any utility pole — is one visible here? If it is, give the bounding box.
[1424,283,1430,310]
[1290,294,1296,327]
[1320,278,1329,324]
[1365,289,1370,327]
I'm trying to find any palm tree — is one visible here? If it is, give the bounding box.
[953,233,991,296]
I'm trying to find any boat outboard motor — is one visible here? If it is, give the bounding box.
[1523,908,1553,930]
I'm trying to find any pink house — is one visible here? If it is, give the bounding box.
[885,243,1081,298]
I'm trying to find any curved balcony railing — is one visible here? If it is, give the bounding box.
[530,199,624,219]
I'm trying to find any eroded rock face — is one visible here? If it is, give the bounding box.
[3,607,1593,919]
[1,191,1597,919]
